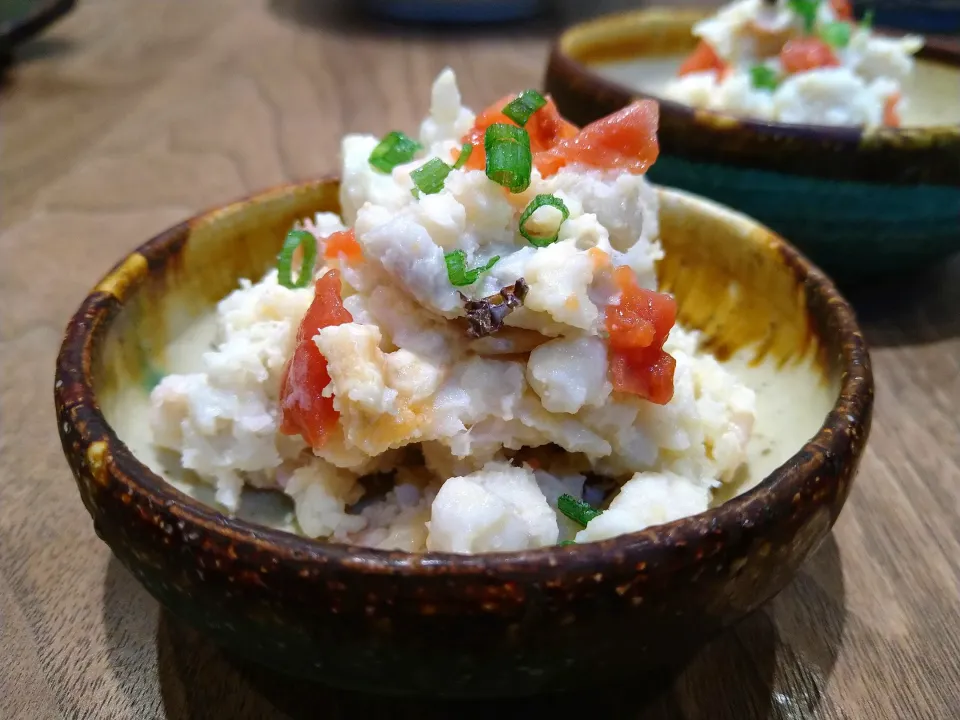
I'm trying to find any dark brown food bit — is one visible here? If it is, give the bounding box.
[460,278,529,339]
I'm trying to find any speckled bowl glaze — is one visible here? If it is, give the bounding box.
[544,8,960,279]
[55,178,873,698]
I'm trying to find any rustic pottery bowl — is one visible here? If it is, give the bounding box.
[544,7,960,279]
[55,178,873,698]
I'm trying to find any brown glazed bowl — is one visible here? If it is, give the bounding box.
[544,7,960,279]
[55,178,873,698]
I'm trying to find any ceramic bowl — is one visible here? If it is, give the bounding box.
[544,7,960,279]
[55,178,873,698]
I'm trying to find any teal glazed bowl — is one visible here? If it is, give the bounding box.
[544,8,960,279]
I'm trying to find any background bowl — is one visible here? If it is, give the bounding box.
[55,178,872,698]
[544,7,960,280]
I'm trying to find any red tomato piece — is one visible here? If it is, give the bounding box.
[678,40,728,77]
[780,37,840,74]
[278,270,352,448]
[535,100,660,178]
[829,0,854,21]
[883,92,901,127]
[604,266,678,405]
[610,348,678,406]
[323,229,363,262]
[456,94,579,172]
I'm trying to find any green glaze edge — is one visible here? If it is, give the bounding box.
[649,156,960,277]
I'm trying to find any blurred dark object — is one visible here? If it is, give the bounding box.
[0,0,76,58]
[856,0,960,33]
[360,0,545,23]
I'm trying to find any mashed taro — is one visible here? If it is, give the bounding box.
[663,0,922,127]
[150,69,756,553]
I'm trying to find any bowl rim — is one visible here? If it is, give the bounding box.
[55,177,873,576]
[547,5,960,142]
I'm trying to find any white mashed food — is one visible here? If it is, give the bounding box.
[662,0,922,127]
[150,68,757,553]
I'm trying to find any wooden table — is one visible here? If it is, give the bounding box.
[2,1,958,717]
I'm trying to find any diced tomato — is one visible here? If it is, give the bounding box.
[678,40,728,77]
[883,92,901,127]
[829,0,854,21]
[610,348,677,406]
[780,37,840,74]
[457,94,579,172]
[323,229,363,262]
[278,270,352,448]
[604,266,677,405]
[535,101,660,178]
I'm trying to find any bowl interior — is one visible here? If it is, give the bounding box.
[93,180,839,535]
[561,8,960,127]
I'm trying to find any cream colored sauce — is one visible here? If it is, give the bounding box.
[591,55,960,126]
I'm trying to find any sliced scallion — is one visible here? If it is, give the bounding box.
[484,123,532,193]
[788,0,820,33]
[411,157,452,196]
[557,494,602,527]
[559,540,577,547]
[502,89,547,126]
[444,250,500,287]
[749,64,780,90]
[519,194,570,247]
[819,21,852,48]
[452,142,473,170]
[277,230,317,289]
[369,131,422,173]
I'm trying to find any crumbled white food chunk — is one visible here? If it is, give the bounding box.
[426,462,559,552]
[527,336,610,414]
[576,471,712,542]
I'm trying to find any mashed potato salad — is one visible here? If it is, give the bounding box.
[664,0,922,126]
[151,69,756,553]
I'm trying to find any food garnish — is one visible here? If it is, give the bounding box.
[461,278,529,339]
[277,230,317,288]
[411,157,453,196]
[819,21,852,49]
[501,89,548,127]
[484,123,533,193]
[519,194,570,247]
[369,131,422,173]
[557,494,602,526]
[750,64,781,90]
[452,142,473,169]
[444,250,500,287]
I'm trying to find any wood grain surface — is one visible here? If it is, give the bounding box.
[2,1,959,718]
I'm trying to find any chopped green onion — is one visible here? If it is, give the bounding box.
[277,230,317,289]
[557,494,602,527]
[452,142,473,170]
[518,194,570,247]
[484,123,533,193]
[444,250,500,287]
[819,21,852,48]
[749,64,780,91]
[559,540,577,547]
[789,0,820,33]
[501,89,548,126]
[861,9,874,28]
[411,158,452,196]
[369,131,422,173]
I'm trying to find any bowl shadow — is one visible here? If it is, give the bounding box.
[100,532,847,718]
[842,253,960,347]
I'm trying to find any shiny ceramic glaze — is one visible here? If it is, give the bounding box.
[544,8,960,278]
[55,179,872,697]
